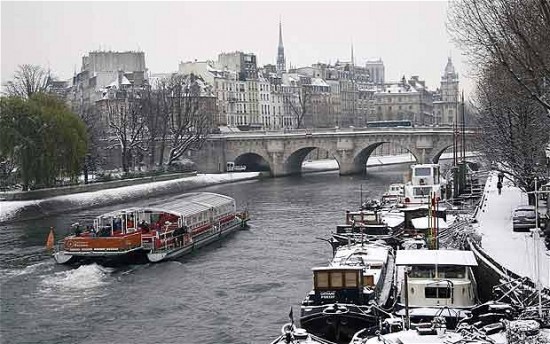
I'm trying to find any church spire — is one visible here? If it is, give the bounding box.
[277,18,286,75]
[351,42,354,66]
[278,18,283,47]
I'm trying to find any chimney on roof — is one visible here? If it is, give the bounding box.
[118,70,124,87]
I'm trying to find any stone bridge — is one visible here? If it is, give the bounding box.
[192,127,475,177]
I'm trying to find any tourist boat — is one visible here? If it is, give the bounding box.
[52,192,250,264]
[402,164,443,207]
[393,249,479,330]
[300,242,396,343]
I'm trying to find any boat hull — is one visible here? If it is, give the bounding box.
[300,304,378,343]
[54,247,149,265]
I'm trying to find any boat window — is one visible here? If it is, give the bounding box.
[425,287,451,299]
[330,272,343,288]
[415,167,432,177]
[436,266,466,279]
[410,266,435,278]
[316,272,329,288]
[413,186,433,197]
[345,272,358,287]
[364,214,376,221]
[363,275,374,286]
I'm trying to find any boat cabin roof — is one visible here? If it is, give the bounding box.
[395,250,477,267]
[411,217,449,230]
[312,266,363,272]
[97,192,235,219]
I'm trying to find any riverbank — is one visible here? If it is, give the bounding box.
[474,171,550,288]
[0,172,262,223]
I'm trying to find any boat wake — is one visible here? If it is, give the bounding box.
[41,263,113,290]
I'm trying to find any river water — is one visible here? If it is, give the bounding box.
[0,164,410,344]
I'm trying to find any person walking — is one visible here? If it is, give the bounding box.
[497,180,503,195]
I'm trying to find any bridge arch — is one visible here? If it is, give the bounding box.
[345,142,419,175]
[431,143,454,164]
[233,152,271,172]
[282,144,340,176]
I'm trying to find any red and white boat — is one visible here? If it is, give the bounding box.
[52,192,250,264]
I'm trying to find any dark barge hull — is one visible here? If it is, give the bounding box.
[300,305,378,343]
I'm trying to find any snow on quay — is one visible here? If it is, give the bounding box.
[475,172,550,288]
[0,172,260,223]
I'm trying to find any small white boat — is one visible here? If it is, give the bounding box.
[381,183,405,207]
[394,249,479,329]
[403,164,443,207]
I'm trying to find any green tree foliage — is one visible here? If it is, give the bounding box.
[0,94,88,190]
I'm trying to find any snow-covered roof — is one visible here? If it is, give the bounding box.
[310,78,329,87]
[411,217,448,230]
[312,266,363,271]
[120,75,131,85]
[395,250,478,266]
[381,84,417,94]
[107,79,118,89]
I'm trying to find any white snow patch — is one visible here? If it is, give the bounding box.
[476,172,550,288]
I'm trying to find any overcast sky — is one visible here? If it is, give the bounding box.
[1,1,474,95]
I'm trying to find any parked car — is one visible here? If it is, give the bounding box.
[512,205,539,232]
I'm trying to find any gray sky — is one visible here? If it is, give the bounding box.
[1,1,473,95]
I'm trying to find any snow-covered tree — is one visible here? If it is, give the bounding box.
[164,74,214,166]
[448,0,550,115]
[473,63,550,200]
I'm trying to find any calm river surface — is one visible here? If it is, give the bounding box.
[0,164,410,344]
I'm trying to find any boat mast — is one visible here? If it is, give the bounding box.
[461,91,466,163]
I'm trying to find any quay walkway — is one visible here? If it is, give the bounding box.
[474,172,550,288]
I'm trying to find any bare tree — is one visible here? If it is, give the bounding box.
[473,63,550,199]
[286,87,311,129]
[4,64,52,98]
[448,0,550,115]
[147,77,171,167]
[165,74,213,166]
[75,103,103,183]
[103,89,147,172]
